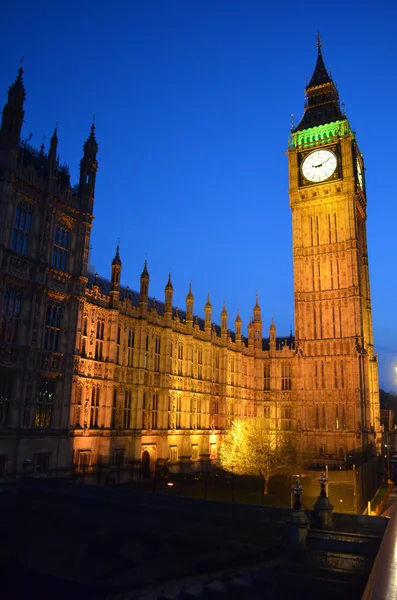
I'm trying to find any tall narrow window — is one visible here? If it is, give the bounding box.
[315,361,318,389]
[315,405,320,429]
[313,306,317,338]
[111,388,117,428]
[341,360,345,388]
[230,358,234,386]
[0,374,12,427]
[75,384,82,427]
[128,329,135,367]
[198,348,203,380]
[197,397,202,428]
[95,318,104,360]
[35,378,55,428]
[0,287,22,343]
[321,361,325,388]
[152,393,159,428]
[154,337,160,372]
[12,202,31,256]
[124,390,131,428]
[281,363,291,391]
[178,343,183,376]
[215,352,219,383]
[52,222,69,270]
[83,316,88,336]
[334,213,338,243]
[211,398,219,428]
[175,396,181,428]
[328,214,332,244]
[90,386,99,428]
[264,363,270,391]
[334,360,338,388]
[143,392,147,428]
[144,335,149,368]
[44,299,62,352]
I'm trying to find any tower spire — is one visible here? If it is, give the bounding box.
[48,125,58,172]
[79,123,98,212]
[110,242,122,304]
[293,38,343,132]
[0,63,26,167]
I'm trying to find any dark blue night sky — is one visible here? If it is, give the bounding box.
[1,0,396,390]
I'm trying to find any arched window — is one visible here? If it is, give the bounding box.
[12,203,31,256]
[52,221,70,271]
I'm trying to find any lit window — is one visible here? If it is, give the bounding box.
[52,222,69,270]
[12,203,31,256]
[35,378,55,428]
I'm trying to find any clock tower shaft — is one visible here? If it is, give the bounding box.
[288,43,380,458]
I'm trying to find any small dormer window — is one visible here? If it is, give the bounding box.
[52,222,69,271]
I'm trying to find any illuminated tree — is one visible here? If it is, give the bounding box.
[219,418,302,494]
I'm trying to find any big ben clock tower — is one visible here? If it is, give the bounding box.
[288,39,380,458]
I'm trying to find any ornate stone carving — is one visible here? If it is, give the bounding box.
[40,352,63,372]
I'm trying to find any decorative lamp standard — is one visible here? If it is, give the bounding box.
[319,471,328,498]
[292,478,303,510]
[314,471,334,529]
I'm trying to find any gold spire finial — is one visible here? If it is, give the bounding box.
[317,31,322,49]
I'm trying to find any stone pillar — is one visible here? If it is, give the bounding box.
[286,478,309,559]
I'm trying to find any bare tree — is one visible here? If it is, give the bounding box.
[219,418,302,494]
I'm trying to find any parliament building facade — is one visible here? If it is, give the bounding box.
[0,44,380,477]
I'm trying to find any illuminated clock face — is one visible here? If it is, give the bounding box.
[356,159,363,188]
[301,149,338,183]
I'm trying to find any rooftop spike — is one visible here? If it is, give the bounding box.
[112,243,122,266]
[165,272,173,291]
[141,259,149,277]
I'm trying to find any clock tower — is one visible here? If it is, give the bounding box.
[288,40,380,458]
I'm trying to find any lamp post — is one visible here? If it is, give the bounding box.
[291,478,303,510]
